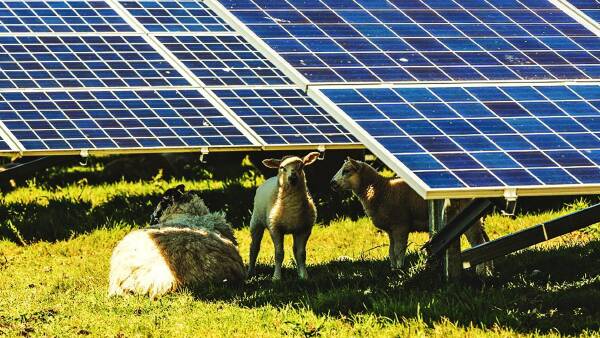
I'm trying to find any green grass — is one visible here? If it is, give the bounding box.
[1,160,599,337]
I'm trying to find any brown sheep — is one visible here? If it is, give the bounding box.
[331,158,492,275]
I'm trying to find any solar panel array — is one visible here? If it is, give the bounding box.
[122,0,357,148]
[0,89,253,151]
[0,35,188,89]
[0,0,359,155]
[215,0,600,84]
[201,0,600,197]
[316,84,600,193]
[1,0,599,198]
[156,35,293,86]
[214,87,356,145]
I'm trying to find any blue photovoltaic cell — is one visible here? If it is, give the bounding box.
[119,0,233,33]
[321,84,600,189]
[0,138,11,151]
[0,35,189,89]
[0,1,133,33]
[0,89,252,150]
[566,0,600,23]
[219,0,600,83]
[213,88,357,145]
[157,35,293,86]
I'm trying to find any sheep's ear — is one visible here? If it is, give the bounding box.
[346,157,359,168]
[262,158,282,169]
[303,152,320,166]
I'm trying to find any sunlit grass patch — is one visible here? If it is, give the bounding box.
[0,163,599,336]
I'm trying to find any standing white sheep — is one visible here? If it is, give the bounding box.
[247,152,321,280]
[108,191,245,298]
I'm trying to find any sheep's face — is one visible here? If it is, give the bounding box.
[263,152,320,188]
[331,158,361,191]
[150,184,185,225]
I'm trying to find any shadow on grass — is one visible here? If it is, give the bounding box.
[196,240,600,335]
[0,184,362,243]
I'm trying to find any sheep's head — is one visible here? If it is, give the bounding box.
[263,152,320,188]
[150,184,186,225]
[330,157,362,191]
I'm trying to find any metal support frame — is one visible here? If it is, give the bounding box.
[424,198,496,259]
[428,199,462,281]
[462,202,600,268]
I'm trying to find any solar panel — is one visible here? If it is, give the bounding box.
[0,0,134,33]
[0,89,255,152]
[215,0,600,84]
[156,35,293,86]
[212,87,358,146]
[565,0,600,24]
[0,35,189,89]
[119,0,233,33]
[314,83,600,197]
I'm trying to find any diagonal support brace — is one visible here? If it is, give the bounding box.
[0,156,72,182]
[461,202,600,268]
[424,198,496,259]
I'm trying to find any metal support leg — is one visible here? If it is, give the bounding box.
[424,198,495,258]
[428,199,461,281]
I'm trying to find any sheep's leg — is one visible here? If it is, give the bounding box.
[390,228,410,270]
[247,222,265,277]
[465,220,494,276]
[270,229,284,281]
[387,231,396,269]
[293,230,311,280]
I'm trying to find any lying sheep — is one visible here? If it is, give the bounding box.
[247,152,320,280]
[331,158,492,275]
[108,190,244,298]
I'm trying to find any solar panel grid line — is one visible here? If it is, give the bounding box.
[0,88,261,155]
[217,0,600,84]
[310,82,600,198]
[204,0,312,88]
[553,0,600,31]
[116,0,234,34]
[0,0,135,34]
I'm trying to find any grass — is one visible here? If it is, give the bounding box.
[1,157,599,337]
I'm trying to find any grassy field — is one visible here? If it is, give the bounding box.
[1,156,599,337]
